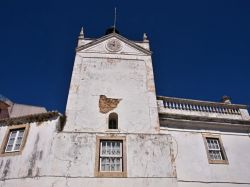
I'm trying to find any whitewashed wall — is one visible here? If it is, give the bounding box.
[0,118,60,184]
[160,128,250,187]
[0,120,177,187]
[65,36,159,134]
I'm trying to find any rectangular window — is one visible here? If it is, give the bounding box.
[206,138,224,160]
[0,124,29,156]
[100,140,122,172]
[95,136,127,177]
[203,134,228,164]
[5,128,25,152]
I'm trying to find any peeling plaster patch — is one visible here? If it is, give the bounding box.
[0,161,3,170]
[39,151,43,160]
[146,64,155,92]
[169,136,177,177]
[99,95,121,114]
[76,63,82,73]
[70,85,79,93]
[69,134,90,162]
[107,58,118,64]
[2,160,11,179]
[35,168,40,177]
[138,134,145,139]
[51,179,61,187]
[28,134,40,177]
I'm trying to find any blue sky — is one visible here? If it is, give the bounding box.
[0,0,250,112]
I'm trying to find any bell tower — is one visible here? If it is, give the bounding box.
[64,28,159,133]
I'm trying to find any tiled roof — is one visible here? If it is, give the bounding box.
[0,111,62,126]
[0,94,10,102]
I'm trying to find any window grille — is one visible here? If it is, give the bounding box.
[206,138,224,160]
[100,140,122,172]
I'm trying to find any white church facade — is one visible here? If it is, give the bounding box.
[0,27,250,187]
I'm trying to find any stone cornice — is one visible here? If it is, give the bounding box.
[159,113,250,133]
[76,33,152,55]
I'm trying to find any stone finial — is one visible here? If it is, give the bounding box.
[77,27,84,47]
[78,27,84,39]
[143,33,148,41]
[221,95,231,104]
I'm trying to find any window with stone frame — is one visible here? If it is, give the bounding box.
[5,128,25,152]
[203,134,228,164]
[95,136,127,177]
[0,124,29,156]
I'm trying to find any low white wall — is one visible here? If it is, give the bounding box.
[160,128,250,185]
[0,120,176,187]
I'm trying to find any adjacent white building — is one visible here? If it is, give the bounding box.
[0,27,249,187]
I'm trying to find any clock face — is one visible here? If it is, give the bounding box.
[106,39,122,52]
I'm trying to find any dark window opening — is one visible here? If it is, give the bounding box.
[108,113,118,129]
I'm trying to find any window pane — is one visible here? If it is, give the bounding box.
[14,143,21,151]
[101,141,106,155]
[106,141,111,155]
[18,130,24,138]
[105,158,110,171]
[8,138,15,145]
[10,131,17,138]
[5,145,13,152]
[115,158,121,171]
[101,158,111,171]
[110,158,115,171]
[114,142,119,155]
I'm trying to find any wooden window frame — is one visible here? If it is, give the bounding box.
[0,124,30,157]
[95,136,127,177]
[202,134,228,164]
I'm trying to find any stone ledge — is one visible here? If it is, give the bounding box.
[159,113,250,133]
[159,113,250,125]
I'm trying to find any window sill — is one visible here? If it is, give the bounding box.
[0,151,22,157]
[95,171,127,178]
[105,129,120,133]
[208,159,229,164]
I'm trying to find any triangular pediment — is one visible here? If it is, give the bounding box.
[76,33,151,55]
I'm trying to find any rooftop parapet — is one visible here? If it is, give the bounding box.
[157,96,250,121]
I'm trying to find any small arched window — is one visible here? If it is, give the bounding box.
[108,113,118,129]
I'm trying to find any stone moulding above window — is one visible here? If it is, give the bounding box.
[0,124,30,157]
[95,136,127,177]
[202,133,228,164]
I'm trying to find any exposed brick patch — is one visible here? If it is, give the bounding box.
[99,95,121,114]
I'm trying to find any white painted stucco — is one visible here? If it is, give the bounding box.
[160,127,250,186]
[65,34,159,134]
